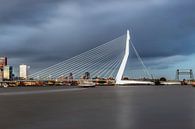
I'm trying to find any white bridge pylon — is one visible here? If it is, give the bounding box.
[116,30,153,85]
[115,30,130,84]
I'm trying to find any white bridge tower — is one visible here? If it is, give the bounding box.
[115,30,130,85]
[115,30,154,85]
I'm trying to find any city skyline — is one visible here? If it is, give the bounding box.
[0,0,195,79]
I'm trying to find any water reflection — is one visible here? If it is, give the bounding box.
[114,86,195,129]
[115,87,137,129]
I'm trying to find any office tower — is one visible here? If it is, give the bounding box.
[3,65,13,80]
[19,64,29,79]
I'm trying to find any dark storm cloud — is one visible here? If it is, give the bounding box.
[0,0,64,25]
[0,0,195,72]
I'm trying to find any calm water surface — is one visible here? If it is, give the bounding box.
[0,86,194,129]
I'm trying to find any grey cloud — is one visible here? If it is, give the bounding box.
[0,0,195,73]
[0,0,64,25]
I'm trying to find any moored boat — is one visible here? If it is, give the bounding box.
[78,80,96,87]
[191,81,195,87]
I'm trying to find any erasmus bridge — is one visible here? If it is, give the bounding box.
[29,30,153,85]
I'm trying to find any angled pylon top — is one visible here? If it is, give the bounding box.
[127,30,130,41]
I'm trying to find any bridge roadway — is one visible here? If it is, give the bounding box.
[0,86,195,129]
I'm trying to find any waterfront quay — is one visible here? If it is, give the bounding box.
[0,78,116,87]
[1,79,195,88]
[0,86,195,129]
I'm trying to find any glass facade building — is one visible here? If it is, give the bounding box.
[3,65,13,80]
[19,64,28,79]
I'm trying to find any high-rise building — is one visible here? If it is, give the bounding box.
[3,65,13,80]
[0,69,3,81]
[0,57,8,81]
[19,64,29,79]
[0,57,7,69]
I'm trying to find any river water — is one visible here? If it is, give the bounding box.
[0,86,194,129]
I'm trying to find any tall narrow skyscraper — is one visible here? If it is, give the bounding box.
[0,57,8,81]
[0,57,7,69]
[19,64,29,79]
[3,65,13,80]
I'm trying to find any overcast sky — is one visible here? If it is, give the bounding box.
[0,0,195,79]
